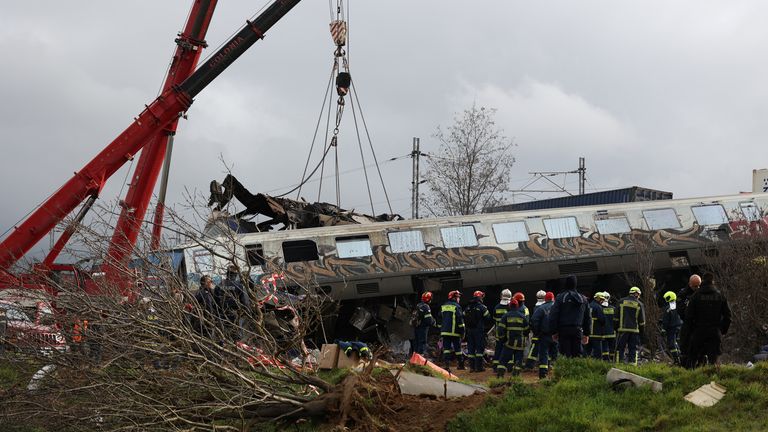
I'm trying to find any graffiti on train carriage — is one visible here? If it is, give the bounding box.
[519,225,710,259]
[269,244,509,284]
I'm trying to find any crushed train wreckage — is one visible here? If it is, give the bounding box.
[208,174,403,232]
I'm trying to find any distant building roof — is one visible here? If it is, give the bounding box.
[485,186,673,213]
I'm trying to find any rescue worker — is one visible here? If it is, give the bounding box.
[681,273,731,368]
[525,290,547,369]
[414,291,436,355]
[678,274,701,367]
[496,298,529,377]
[660,291,683,365]
[589,292,607,359]
[599,292,617,361]
[337,341,372,359]
[514,292,529,317]
[194,275,221,338]
[440,290,466,370]
[616,287,645,365]
[215,266,251,341]
[464,290,491,372]
[549,275,591,358]
[531,291,555,379]
[492,289,513,369]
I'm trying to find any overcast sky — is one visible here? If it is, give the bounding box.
[1,1,767,259]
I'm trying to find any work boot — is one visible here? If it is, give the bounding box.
[496,367,505,379]
[457,356,466,370]
[476,357,486,372]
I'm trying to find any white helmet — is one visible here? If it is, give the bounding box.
[500,289,512,305]
[603,292,611,301]
[536,290,546,299]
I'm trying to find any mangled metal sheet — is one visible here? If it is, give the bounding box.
[391,370,488,398]
[207,174,402,232]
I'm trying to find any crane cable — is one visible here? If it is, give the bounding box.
[295,0,393,214]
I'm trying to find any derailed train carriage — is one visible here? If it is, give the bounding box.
[174,192,768,342]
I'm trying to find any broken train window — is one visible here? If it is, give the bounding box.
[245,243,265,266]
[691,204,729,226]
[387,230,425,253]
[282,240,319,263]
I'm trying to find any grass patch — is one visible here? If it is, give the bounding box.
[449,358,768,432]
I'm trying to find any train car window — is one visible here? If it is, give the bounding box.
[245,244,265,266]
[692,205,729,226]
[595,217,631,235]
[643,209,681,230]
[282,240,319,262]
[740,202,761,222]
[440,226,478,248]
[543,217,581,239]
[336,235,373,258]
[492,221,529,243]
[388,230,425,253]
[192,250,214,273]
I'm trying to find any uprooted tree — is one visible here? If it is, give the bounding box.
[0,195,397,431]
[422,105,516,216]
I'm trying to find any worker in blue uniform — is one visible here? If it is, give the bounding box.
[589,292,607,359]
[599,292,617,361]
[549,275,592,358]
[525,290,547,369]
[660,291,683,365]
[492,289,512,369]
[464,290,491,372]
[530,291,555,379]
[440,290,466,370]
[414,291,436,355]
[616,287,646,365]
[496,298,529,378]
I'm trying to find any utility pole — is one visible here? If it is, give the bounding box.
[578,157,586,195]
[411,137,421,219]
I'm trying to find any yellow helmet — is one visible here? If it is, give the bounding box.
[629,286,641,295]
[663,291,677,302]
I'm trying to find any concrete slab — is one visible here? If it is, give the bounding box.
[392,370,488,398]
[606,367,663,392]
[685,382,727,407]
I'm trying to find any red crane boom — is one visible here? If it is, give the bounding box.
[0,0,303,287]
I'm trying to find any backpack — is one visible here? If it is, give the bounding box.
[464,303,483,327]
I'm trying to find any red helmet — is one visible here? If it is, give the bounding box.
[421,292,433,303]
[508,298,519,309]
[448,290,461,300]
[513,292,525,302]
[473,290,485,299]
[545,291,555,302]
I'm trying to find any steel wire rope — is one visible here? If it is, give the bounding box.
[348,85,375,214]
[296,67,335,200]
[349,82,393,214]
[274,144,334,198]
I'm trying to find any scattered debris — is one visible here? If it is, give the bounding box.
[207,174,403,231]
[685,382,727,407]
[605,367,663,392]
[27,364,56,392]
[409,352,459,380]
[391,370,488,398]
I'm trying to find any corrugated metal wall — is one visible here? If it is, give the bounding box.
[486,187,673,213]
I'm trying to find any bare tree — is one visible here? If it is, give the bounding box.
[704,238,768,361]
[422,105,516,216]
[624,233,663,358]
[0,194,391,431]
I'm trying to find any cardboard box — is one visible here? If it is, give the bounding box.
[336,351,361,369]
[318,344,340,370]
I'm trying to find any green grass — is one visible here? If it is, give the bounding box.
[449,358,768,432]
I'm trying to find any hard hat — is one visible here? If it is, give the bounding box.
[593,292,605,300]
[421,292,433,303]
[473,290,485,299]
[500,289,512,305]
[602,292,611,301]
[513,292,525,302]
[629,286,642,295]
[536,290,546,299]
[508,298,519,308]
[448,290,461,300]
[545,291,555,302]
[663,291,677,302]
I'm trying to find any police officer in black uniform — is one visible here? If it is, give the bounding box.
[681,273,731,368]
